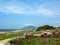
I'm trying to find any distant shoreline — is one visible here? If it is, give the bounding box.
[0,29,22,32]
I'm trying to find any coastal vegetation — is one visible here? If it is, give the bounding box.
[0,25,60,45]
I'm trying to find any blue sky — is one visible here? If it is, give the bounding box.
[0,0,60,29]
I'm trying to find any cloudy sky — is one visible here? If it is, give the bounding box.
[0,0,60,29]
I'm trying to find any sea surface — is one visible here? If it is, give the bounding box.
[0,29,21,32]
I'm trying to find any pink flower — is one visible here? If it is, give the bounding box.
[52,31,55,35]
[55,31,59,35]
[44,32,48,37]
[52,31,59,36]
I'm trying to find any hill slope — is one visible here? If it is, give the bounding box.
[21,26,37,30]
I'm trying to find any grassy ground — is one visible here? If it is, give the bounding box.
[8,30,60,45]
[11,38,60,45]
[0,30,35,40]
[0,30,59,40]
[0,30,25,40]
[0,30,60,45]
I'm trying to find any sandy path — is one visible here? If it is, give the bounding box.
[0,35,25,45]
[0,36,20,45]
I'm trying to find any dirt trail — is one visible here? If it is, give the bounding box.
[0,36,20,45]
[0,38,14,45]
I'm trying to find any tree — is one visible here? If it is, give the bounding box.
[58,27,60,28]
[36,25,55,31]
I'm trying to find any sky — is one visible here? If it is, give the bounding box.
[0,0,60,29]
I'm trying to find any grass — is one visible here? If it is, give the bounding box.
[0,30,35,40]
[11,37,60,45]
[8,30,60,45]
[0,29,60,45]
[0,30,60,40]
[0,30,25,40]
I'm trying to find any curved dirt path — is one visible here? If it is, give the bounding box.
[0,36,21,45]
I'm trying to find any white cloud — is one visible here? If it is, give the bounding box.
[36,7,54,16]
[0,1,54,16]
[1,5,53,16]
[23,24,33,26]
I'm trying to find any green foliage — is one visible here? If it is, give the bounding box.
[36,25,55,31]
[12,38,60,45]
[0,30,28,40]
